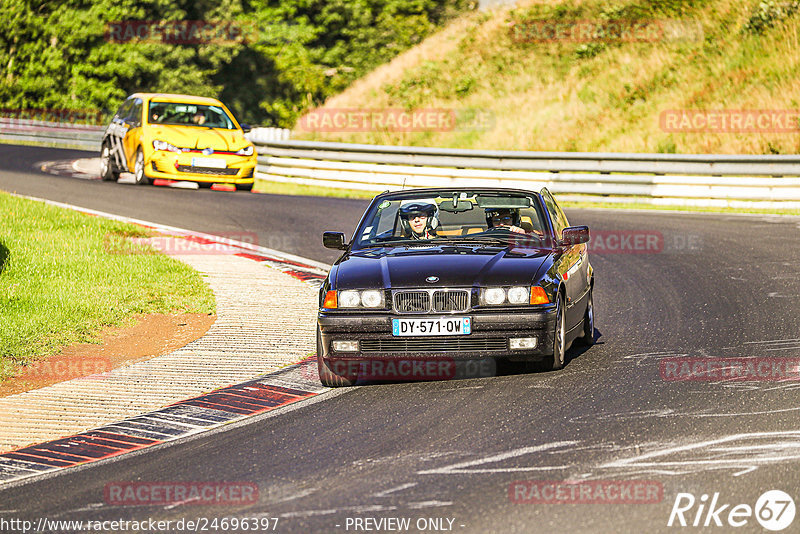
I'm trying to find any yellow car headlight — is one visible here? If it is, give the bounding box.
[153,140,182,153]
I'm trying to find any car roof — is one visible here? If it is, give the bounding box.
[127,93,226,106]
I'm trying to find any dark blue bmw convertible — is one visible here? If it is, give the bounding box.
[317,187,593,386]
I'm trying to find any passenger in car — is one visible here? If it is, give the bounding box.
[485,207,543,236]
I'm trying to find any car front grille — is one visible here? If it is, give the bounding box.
[176,165,238,176]
[393,289,470,314]
[394,291,430,313]
[361,337,507,353]
[433,291,469,312]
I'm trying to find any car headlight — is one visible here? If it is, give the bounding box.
[481,286,537,306]
[483,287,506,305]
[236,145,254,156]
[337,289,385,309]
[153,139,182,153]
[339,290,362,308]
[360,290,383,308]
[507,286,530,304]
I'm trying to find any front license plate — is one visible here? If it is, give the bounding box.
[191,157,226,169]
[392,317,471,337]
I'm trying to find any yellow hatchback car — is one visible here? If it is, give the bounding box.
[100,93,257,190]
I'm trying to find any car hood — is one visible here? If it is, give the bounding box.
[333,245,553,289]
[147,125,248,152]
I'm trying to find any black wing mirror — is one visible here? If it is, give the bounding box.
[323,231,348,250]
[560,226,590,246]
[240,123,252,133]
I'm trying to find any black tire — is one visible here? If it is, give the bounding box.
[316,326,356,387]
[100,143,119,182]
[536,294,566,371]
[235,182,254,192]
[578,286,595,346]
[133,148,151,185]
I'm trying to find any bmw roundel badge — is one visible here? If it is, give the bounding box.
[426,276,439,283]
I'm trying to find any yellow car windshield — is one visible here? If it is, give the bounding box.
[148,102,237,129]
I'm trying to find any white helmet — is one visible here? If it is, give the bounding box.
[398,199,439,236]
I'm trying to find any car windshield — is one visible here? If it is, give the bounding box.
[353,191,549,249]
[147,102,237,129]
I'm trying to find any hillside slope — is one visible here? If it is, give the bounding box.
[296,0,800,154]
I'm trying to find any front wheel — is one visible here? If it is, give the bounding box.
[133,148,151,185]
[536,294,565,372]
[100,144,119,182]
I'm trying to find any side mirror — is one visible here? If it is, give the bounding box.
[560,226,589,246]
[240,123,252,133]
[323,231,348,250]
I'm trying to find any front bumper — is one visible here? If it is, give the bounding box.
[147,151,256,185]
[318,307,557,362]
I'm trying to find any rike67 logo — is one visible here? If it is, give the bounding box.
[668,490,796,531]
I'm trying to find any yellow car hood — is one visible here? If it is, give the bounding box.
[149,125,250,152]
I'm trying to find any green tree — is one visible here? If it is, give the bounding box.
[0,0,471,127]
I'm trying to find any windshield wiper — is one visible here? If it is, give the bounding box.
[439,236,509,245]
[358,238,430,248]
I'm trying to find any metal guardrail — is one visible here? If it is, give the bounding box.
[254,140,800,207]
[0,118,104,150]
[246,127,291,144]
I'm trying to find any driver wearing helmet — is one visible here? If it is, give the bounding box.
[485,207,528,234]
[399,201,439,240]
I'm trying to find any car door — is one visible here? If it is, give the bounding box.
[541,188,588,330]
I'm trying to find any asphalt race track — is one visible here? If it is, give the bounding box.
[2,144,800,533]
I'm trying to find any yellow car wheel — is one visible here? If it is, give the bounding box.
[133,148,151,185]
[100,144,119,182]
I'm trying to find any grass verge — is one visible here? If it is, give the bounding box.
[0,192,216,383]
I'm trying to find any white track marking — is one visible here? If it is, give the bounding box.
[373,483,417,498]
[417,441,577,475]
